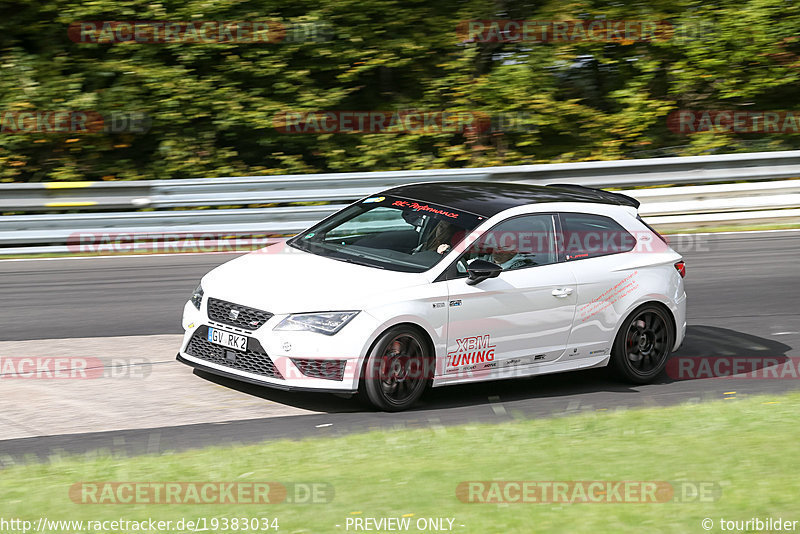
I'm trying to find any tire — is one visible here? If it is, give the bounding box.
[359,325,433,411]
[610,304,674,384]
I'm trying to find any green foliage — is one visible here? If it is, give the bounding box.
[0,0,799,181]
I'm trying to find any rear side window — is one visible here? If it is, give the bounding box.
[559,213,635,261]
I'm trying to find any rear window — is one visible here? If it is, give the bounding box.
[559,213,636,260]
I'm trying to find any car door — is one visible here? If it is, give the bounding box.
[558,211,639,360]
[443,213,577,379]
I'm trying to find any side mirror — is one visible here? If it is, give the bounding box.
[466,259,503,285]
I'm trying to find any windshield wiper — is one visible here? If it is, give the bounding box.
[333,255,387,269]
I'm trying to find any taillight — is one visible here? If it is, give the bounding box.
[674,260,686,278]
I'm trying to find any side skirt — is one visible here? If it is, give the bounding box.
[430,353,611,388]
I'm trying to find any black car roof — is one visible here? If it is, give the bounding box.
[381,181,640,218]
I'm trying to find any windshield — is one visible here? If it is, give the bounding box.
[288,195,485,273]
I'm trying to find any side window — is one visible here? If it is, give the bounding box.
[459,214,557,272]
[559,213,635,261]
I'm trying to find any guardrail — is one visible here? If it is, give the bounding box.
[1,150,799,255]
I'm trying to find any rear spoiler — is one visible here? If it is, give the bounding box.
[545,183,640,209]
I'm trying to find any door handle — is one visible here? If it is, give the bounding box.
[552,287,574,298]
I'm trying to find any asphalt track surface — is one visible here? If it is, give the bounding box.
[0,230,798,461]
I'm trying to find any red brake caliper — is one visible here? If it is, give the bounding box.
[384,340,403,380]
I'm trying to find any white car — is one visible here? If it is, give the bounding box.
[178,182,686,411]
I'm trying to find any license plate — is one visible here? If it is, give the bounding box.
[207,327,248,351]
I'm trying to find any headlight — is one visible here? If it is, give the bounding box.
[274,311,359,335]
[190,284,204,310]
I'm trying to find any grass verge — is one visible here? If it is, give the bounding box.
[1,392,800,533]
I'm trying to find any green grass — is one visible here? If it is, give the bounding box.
[2,392,800,533]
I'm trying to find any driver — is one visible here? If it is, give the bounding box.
[415,220,457,255]
[471,244,531,271]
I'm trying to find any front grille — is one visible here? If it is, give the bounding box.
[207,298,273,330]
[186,326,283,379]
[291,358,346,381]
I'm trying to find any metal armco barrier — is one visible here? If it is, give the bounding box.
[1,150,799,255]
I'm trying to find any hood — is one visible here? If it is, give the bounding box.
[201,245,430,314]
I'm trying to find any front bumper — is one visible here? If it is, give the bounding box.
[176,354,357,394]
[178,300,377,392]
